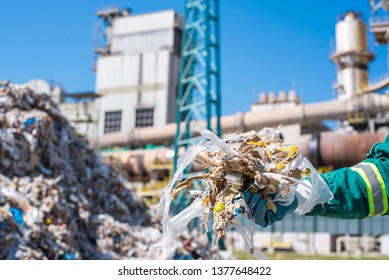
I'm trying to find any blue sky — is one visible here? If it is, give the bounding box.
[0,0,387,116]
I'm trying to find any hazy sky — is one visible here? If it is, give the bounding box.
[0,0,387,116]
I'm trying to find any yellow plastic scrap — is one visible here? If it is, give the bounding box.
[300,168,312,178]
[265,146,279,168]
[214,202,225,212]
[270,146,299,170]
[247,141,267,147]
[275,163,286,170]
[277,146,298,160]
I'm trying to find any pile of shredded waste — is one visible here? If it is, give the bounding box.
[156,127,333,256]
[0,83,224,260]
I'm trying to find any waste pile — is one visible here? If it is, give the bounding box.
[156,127,333,256]
[0,83,224,260]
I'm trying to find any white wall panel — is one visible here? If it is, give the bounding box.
[96,54,140,92]
[142,52,157,84]
[139,91,156,107]
[120,54,140,87]
[155,90,168,126]
[113,10,176,35]
[112,30,174,54]
[157,50,169,84]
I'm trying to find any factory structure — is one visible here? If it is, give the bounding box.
[57,2,389,256]
[61,8,183,148]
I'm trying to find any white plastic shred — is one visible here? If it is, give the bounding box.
[155,141,208,249]
[195,126,240,156]
[154,127,334,255]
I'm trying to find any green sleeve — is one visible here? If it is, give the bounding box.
[307,134,389,219]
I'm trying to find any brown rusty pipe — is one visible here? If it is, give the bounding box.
[110,130,388,178]
[318,131,387,168]
[290,131,388,169]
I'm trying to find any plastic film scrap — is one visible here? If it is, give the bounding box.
[156,127,333,254]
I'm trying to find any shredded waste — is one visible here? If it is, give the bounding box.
[156,127,333,257]
[0,82,224,260]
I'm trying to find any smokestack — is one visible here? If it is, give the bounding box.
[330,12,374,99]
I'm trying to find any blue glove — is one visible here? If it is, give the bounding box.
[243,191,298,227]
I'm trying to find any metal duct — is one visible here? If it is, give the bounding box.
[95,93,389,148]
[290,131,388,169]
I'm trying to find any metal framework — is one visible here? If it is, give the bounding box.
[93,7,132,70]
[173,0,222,205]
[370,0,389,12]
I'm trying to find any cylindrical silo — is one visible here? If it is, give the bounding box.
[330,12,375,99]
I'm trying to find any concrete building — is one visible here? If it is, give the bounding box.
[60,95,99,142]
[95,9,183,148]
[61,8,183,148]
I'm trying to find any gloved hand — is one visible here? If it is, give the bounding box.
[242,183,312,227]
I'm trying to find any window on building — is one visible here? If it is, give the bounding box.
[135,108,154,127]
[104,110,122,134]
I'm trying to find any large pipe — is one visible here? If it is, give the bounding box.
[289,130,388,169]
[360,76,389,93]
[105,131,388,178]
[96,93,389,148]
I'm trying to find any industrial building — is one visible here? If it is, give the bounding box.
[56,2,389,257]
[61,8,183,148]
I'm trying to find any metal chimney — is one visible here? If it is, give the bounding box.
[330,12,375,99]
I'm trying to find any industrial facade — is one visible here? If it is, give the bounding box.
[96,10,183,146]
[61,9,183,148]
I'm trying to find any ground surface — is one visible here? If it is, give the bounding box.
[233,251,389,260]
